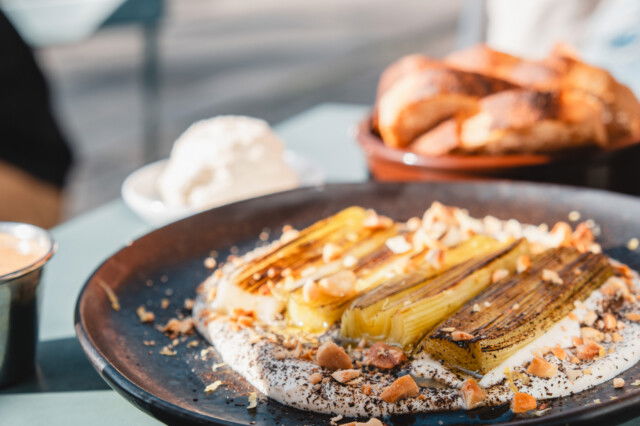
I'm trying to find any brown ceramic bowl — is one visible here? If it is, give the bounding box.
[356,116,640,195]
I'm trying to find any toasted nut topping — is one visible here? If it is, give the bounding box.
[551,346,567,361]
[136,306,155,323]
[601,277,632,301]
[511,392,537,413]
[603,313,617,331]
[613,377,625,388]
[342,255,358,268]
[322,243,341,263]
[583,310,598,326]
[612,332,624,342]
[551,222,573,246]
[451,331,474,341]
[492,269,509,283]
[363,210,394,230]
[566,369,581,381]
[159,318,195,338]
[441,327,456,332]
[204,380,223,393]
[247,392,258,410]
[316,341,353,370]
[576,341,604,361]
[302,280,323,303]
[318,271,357,298]
[527,357,558,378]
[625,312,640,322]
[472,303,481,313]
[516,255,531,273]
[364,342,407,369]
[331,369,361,384]
[581,327,604,342]
[460,378,487,410]
[568,312,579,321]
[309,372,323,384]
[380,375,419,403]
[386,235,412,254]
[542,269,563,285]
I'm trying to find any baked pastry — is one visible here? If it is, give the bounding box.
[377,68,516,148]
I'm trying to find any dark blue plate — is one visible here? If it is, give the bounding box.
[75,182,640,425]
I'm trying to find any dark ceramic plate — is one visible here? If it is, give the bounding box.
[76,182,640,425]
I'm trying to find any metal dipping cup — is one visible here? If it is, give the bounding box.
[0,222,56,387]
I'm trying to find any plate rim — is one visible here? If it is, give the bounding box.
[75,181,640,425]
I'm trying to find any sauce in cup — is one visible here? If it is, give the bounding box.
[0,233,46,276]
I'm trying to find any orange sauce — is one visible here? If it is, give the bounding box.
[0,233,45,277]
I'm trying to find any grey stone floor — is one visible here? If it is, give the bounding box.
[36,0,461,218]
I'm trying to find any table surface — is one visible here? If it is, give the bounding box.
[2,103,638,426]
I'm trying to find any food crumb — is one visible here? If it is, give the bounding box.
[159,346,176,356]
[212,362,225,372]
[542,269,563,285]
[184,298,195,310]
[187,340,199,348]
[203,257,217,269]
[593,399,601,404]
[204,380,223,393]
[98,281,120,311]
[330,414,343,424]
[136,305,155,323]
[247,392,258,410]
[143,340,156,346]
[613,378,625,388]
[627,238,639,251]
[568,211,581,222]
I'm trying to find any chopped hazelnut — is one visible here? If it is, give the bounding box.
[551,346,567,361]
[316,341,353,370]
[386,235,412,254]
[318,271,357,298]
[581,327,604,342]
[309,372,323,384]
[322,243,341,263]
[542,269,563,285]
[460,378,487,409]
[492,269,509,283]
[576,341,604,361]
[136,306,155,323]
[380,375,419,403]
[625,312,640,322]
[204,380,223,393]
[613,377,625,388]
[511,392,537,413]
[331,369,361,384]
[516,255,531,273]
[583,310,598,326]
[451,331,474,341]
[364,342,407,369]
[363,210,393,230]
[603,313,617,331]
[526,357,558,378]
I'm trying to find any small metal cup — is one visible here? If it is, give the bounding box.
[0,222,55,388]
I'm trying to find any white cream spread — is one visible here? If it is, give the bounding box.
[158,116,298,209]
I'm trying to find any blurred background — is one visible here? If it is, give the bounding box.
[3,0,461,220]
[2,0,640,227]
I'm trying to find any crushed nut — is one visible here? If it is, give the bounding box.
[204,380,223,393]
[211,362,225,372]
[331,369,361,384]
[511,392,537,413]
[603,313,617,331]
[627,238,639,251]
[136,305,155,323]
[316,341,353,370]
[363,210,393,230]
[159,346,176,356]
[613,377,625,388]
[203,257,217,269]
[451,331,474,341]
[581,327,604,342]
[492,268,509,283]
[309,372,323,384]
[516,255,531,273]
[380,375,419,403]
[542,269,563,285]
[386,235,412,254]
[364,342,407,369]
[143,340,156,346]
[322,243,341,263]
[551,346,567,361]
[568,211,581,222]
[625,312,640,322]
[460,378,487,409]
[161,298,170,309]
[98,281,120,311]
[159,318,195,338]
[527,357,558,378]
[472,303,481,313]
[576,340,603,361]
[583,310,598,326]
[247,392,258,410]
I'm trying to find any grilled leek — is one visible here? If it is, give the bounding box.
[340,235,503,340]
[286,231,420,332]
[422,247,614,373]
[230,206,397,296]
